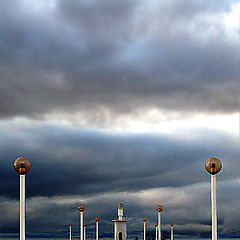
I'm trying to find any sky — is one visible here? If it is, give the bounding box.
[0,0,239,238]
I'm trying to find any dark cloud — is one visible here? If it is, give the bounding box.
[0,122,239,236]
[0,0,238,119]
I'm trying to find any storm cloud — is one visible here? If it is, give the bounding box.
[0,0,239,120]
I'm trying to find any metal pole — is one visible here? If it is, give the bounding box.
[155,226,158,240]
[158,212,161,240]
[170,226,173,240]
[96,222,99,240]
[79,212,80,240]
[81,212,84,240]
[70,225,72,240]
[211,175,217,240]
[143,222,146,240]
[84,225,86,240]
[20,175,25,240]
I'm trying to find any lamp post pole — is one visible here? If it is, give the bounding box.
[14,157,31,240]
[78,205,85,240]
[142,218,147,240]
[170,224,174,240]
[156,205,163,240]
[205,157,222,240]
[69,224,72,240]
[95,218,100,240]
[155,224,158,240]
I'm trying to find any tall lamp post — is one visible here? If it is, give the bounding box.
[69,224,72,240]
[14,157,31,240]
[170,224,174,240]
[156,205,163,240]
[95,218,100,240]
[78,205,85,240]
[205,157,222,240]
[142,218,147,240]
[155,224,158,240]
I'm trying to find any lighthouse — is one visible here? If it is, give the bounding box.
[113,203,128,240]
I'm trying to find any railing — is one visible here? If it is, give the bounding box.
[113,216,128,221]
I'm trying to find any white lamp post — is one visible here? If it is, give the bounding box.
[84,224,86,240]
[170,224,174,240]
[156,205,163,240]
[14,157,31,240]
[78,205,85,240]
[69,224,72,240]
[155,224,158,240]
[95,218,100,240]
[205,157,222,240]
[142,218,147,240]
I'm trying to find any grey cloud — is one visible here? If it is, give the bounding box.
[0,0,239,120]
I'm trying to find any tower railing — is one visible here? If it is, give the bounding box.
[113,216,128,221]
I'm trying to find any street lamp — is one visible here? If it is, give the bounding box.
[155,224,158,240]
[78,205,85,240]
[170,224,174,240]
[95,218,100,240]
[142,218,147,240]
[84,224,86,240]
[69,224,72,240]
[14,157,31,240]
[205,157,222,240]
[156,205,163,240]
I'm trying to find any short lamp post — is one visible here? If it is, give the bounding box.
[78,205,85,240]
[95,218,100,240]
[155,224,158,240]
[142,218,147,240]
[156,205,163,240]
[170,224,174,240]
[14,157,31,240]
[69,224,72,240]
[205,157,222,240]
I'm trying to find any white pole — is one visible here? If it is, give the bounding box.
[70,225,72,240]
[20,175,25,240]
[155,226,158,240]
[84,225,86,240]
[170,226,173,240]
[158,212,161,240]
[143,222,146,240]
[211,175,217,240]
[81,212,84,240]
[96,222,99,240]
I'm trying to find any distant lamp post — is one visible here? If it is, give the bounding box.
[142,218,147,240]
[69,224,72,240]
[170,224,174,240]
[205,157,222,240]
[156,205,163,240]
[95,218,100,240]
[14,157,31,240]
[155,224,158,240]
[78,205,85,240]
[84,224,86,240]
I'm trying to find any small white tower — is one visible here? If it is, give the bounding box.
[113,203,128,240]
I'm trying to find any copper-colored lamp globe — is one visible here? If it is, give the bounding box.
[69,223,72,226]
[155,224,158,227]
[95,217,100,222]
[205,157,222,175]
[14,157,31,175]
[84,224,86,227]
[142,217,147,222]
[156,205,163,212]
[78,205,85,212]
[170,224,174,227]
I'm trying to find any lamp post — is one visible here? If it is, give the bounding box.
[84,224,86,240]
[69,224,72,240]
[205,157,222,240]
[155,224,158,240]
[156,205,163,240]
[14,157,31,240]
[95,218,100,240]
[170,224,174,240]
[142,218,147,240]
[78,205,85,240]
